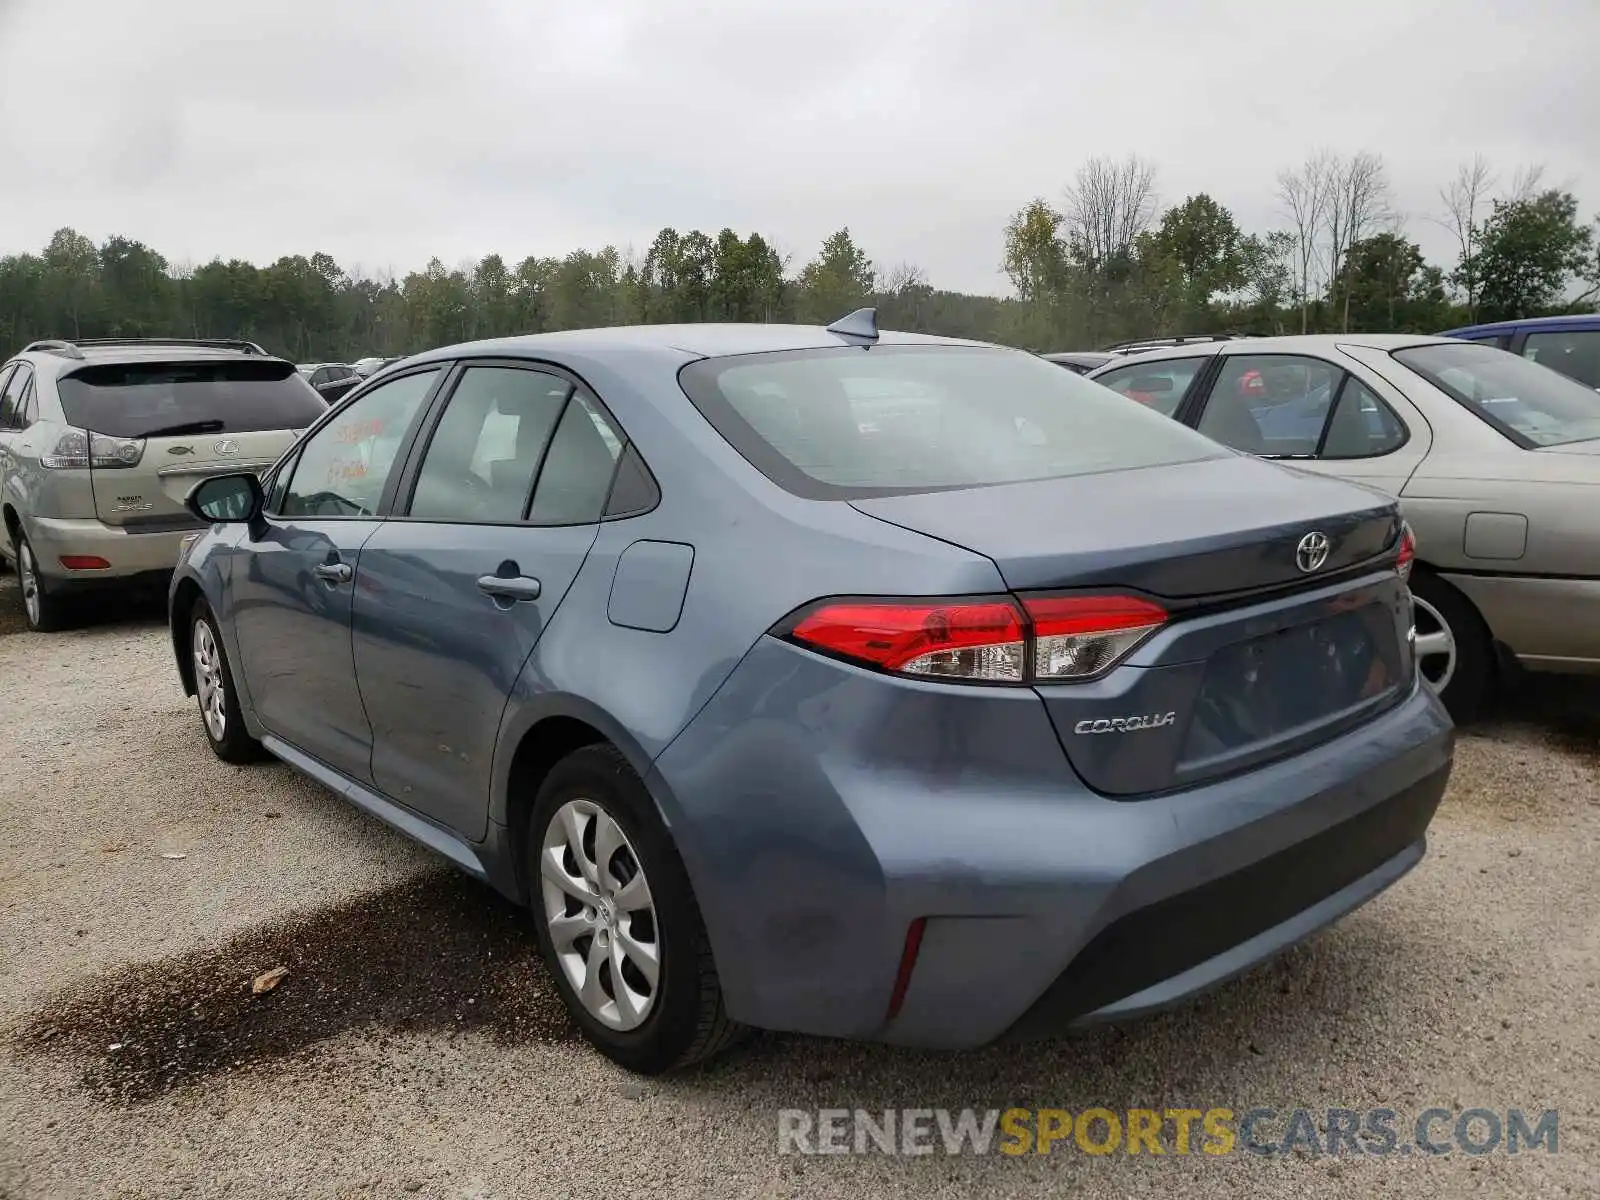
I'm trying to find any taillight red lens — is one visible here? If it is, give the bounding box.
[1024,594,1167,680]
[788,599,1026,682]
[782,593,1166,684]
[1396,523,1416,581]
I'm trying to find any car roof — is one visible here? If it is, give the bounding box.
[404,322,991,369]
[1087,333,1457,370]
[1440,313,1600,336]
[14,338,282,371]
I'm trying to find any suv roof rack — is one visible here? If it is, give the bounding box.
[22,339,86,360]
[66,337,269,355]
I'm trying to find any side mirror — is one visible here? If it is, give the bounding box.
[187,472,264,524]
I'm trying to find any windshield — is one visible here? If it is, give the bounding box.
[57,360,327,439]
[678,345,1228,499]
[1393,342,1600,448]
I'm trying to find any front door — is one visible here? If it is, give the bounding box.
[352,364,626,840]
[229,366,443,780]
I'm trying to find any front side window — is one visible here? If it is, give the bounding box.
[1196,355,1344,456]
[408,366,572,522]
[1092,357,1206,417]
[281,369,439,517]
[1522,330,1600,390]
[56,360,327,438]
[679,346,1226,499]
[1395,342,1600,448]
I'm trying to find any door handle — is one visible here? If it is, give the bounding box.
[314,561,353,584]
[476,574,541,602]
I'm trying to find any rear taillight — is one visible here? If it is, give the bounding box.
[787,600,1026,682]
[40,427,144,469]
[1024,594,1168,680]
[1396,522,1415,581]
[780,593,1167,685]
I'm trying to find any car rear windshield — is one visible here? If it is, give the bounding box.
[677,345,1228,498]
[1393,342,1600,448]
[57,360,328,439]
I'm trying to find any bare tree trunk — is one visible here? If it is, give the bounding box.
[1435,154,1495,321]
[1277,152,1333,334]
[1327,152,1394,332]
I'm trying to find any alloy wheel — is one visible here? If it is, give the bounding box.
[1412,594,1457,696]
[192,619,228,741]
[18,542,40,627]
[539,798,660,1031]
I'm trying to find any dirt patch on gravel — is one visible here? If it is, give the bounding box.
[11,871,576,1104]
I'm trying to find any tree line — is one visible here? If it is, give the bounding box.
[2,150,1595,363]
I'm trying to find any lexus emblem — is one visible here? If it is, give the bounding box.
[1296,531,1331,573]
[214,438,241,456]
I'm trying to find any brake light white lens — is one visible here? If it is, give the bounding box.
[782,593,1167,684]
[1025,595,1168,679]
[40,428,90,469]
[1396,522,1416,581]
[39,427,144,469]
[787,600,1026,682]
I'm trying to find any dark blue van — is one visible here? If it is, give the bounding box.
[1440,312,1600,389]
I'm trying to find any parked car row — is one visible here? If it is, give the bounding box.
[20,312,1593,1076]
[1082,331,1600,723]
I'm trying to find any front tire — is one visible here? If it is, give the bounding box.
[527,745,742,1073]
[1410,568,1494,724]
[191,601,264,763]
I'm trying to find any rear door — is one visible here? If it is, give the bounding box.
[53,358,326,531]
[1187,348,1430,496]
[352,362,626,839]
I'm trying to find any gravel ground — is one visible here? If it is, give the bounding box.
[2,573,1598,1199]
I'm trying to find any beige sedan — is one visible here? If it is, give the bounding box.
[1088,334,1600,721]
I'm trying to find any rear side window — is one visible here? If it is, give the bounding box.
[679,346,1225,499]
[0,364,30,430]
[1522,329,1600,389]
[56,360,327,438]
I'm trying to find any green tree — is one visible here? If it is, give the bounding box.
[41,228,100,338]
[1140,194,1246,323]
[795,228,874,323]
[1475,190,1596,321]
[1335,233,1450,332]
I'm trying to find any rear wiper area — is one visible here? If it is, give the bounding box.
[139,420,227,438]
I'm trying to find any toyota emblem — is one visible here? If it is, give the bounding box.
[1296,531,1331,573]
[214,438,241,456]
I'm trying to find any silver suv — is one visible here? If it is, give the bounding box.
[0,338,327,631]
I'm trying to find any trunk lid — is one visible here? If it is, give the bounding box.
[57,357,325,530]
[94,429,296,529]
[851,455,1413,795]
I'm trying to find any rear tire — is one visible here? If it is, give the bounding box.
[14,532,71,633]
[191,600,265,764]
[1410,567,1493,724]
[526,744,744,1073]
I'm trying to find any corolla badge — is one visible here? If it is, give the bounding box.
[1073,712,1177,735]
[1296,530,1330,573]
[214,438,241,456]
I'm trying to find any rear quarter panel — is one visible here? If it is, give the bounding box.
[482,346,1009,825]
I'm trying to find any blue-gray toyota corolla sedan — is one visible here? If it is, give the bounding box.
[169,313,1454,1073]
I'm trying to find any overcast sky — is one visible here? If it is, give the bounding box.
[1,0,1595,296]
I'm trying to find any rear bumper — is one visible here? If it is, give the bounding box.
[1444,570,1600,670]
[652,637,1454,1049]
[24,515,196,587]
